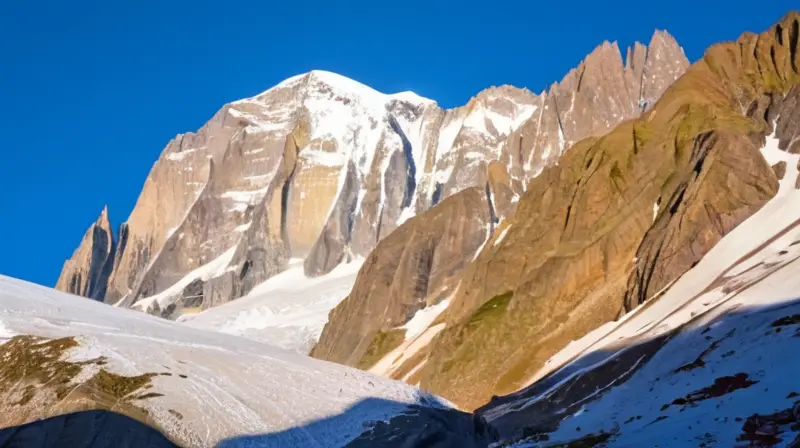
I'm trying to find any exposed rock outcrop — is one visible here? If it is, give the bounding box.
[504,30,689,181]
[311,186,494,367]
[55,206,115,301]
[345,405,497,447]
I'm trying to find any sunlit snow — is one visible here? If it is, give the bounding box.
[0,275,447,447]
[180,259,363,354]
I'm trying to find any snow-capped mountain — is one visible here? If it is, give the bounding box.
[8,10,800,448]
[56,31,688,351]
[56,70,541,317]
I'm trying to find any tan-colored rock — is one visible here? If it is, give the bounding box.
[311,186,493,367]
[487,161,516,220]
[55,206,115,300]
[772,161,788,179]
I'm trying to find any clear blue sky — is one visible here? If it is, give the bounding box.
[1,1,795,287]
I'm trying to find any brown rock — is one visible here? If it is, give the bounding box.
[416,12,799,410]
[487,161,516,221]
[506,31,688,184]
[311,187,492,367]
[312,30,690,373]
[773,161,788,179]
[303,161,359,277]
[58,71,541,313]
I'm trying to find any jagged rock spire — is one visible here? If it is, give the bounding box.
[55,206,115,300]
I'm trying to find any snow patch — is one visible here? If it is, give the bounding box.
[471,223,493,261]
[430,115,465,192]
[166,147,200,161]
[370,322,448,378]
[220,186,270,204]
[396,206,416,226]
[493,225,512,246]
[433,164,454,185]
[133,246,239,312]
[229,203,248,213]
[388,91,436,105]
[760,124,800,195]
[401,300,451,341]
[181,259,364,353]
[300,148,347,167]
[228,107,287,132]
[244,174,270,184]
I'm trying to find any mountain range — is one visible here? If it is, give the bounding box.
[2,10,800,448]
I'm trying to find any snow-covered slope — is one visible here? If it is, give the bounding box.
[477,126,800,446]
[0,275,455,447]
[179,259,363,353]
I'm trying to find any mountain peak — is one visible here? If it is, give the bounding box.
[247,69,436,109]
[55,205,115,301]
[97,205,110,228]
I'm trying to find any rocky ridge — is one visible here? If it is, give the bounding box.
[312,11,800,412]
[311,32,689,370]
[55,206,115,301]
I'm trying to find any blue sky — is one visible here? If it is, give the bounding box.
[0,1,795,287]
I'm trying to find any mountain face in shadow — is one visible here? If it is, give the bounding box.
[476,298,800,446]
[220,400,496,448]
[0,410,176,448]
[0,401,494,448]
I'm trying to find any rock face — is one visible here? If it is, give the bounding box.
[504,30,689,181]
[57,32,688,323]
[312,32,689,369]
[400,13,799,410]
[55,206,115,301]
[311,186,495,366]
